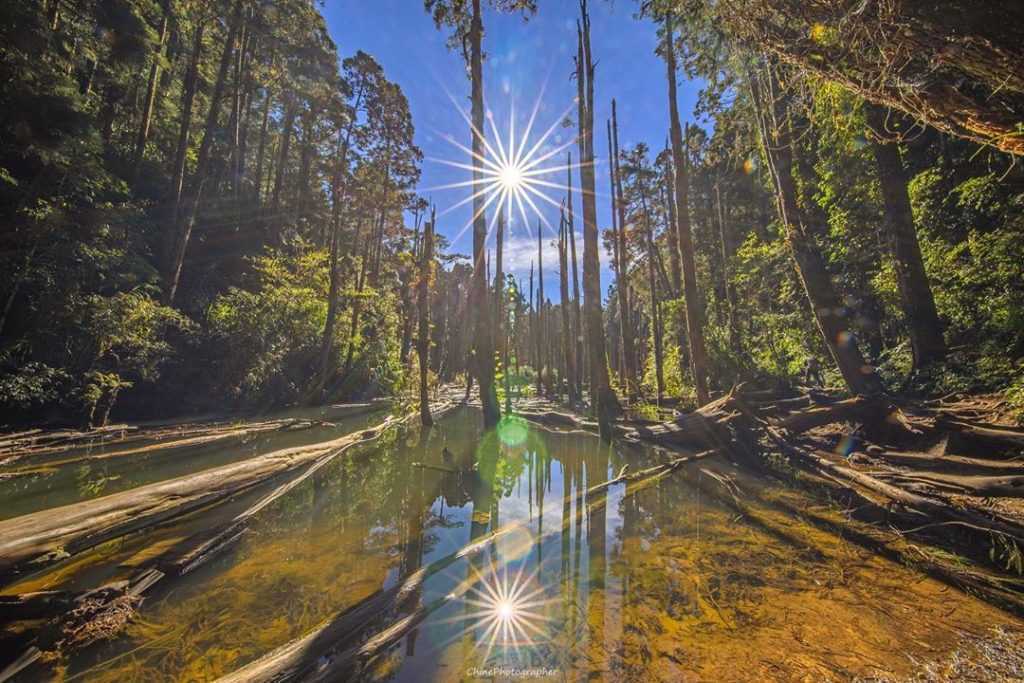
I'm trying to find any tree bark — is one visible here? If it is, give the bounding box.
[536,222,545,396]
[750,63,885,396]
[559,207,578,404]
[610,100,637,398]
[663,15,711,405]
[418,212,435,426]
[576,1,620,436]
[567,153,584,398]
[864,103,945,371]
[468,0,500,427]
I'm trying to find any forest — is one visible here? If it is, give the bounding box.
[1,0,1024,681]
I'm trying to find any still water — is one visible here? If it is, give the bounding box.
[11,406,1022,681]
[0,402,387,520]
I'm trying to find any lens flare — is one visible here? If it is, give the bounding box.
[435,556,557,667]
[424,85,592,245]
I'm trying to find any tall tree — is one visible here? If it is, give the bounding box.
[559,204,578,403]
[750,61,884,396]
[423,0,535,426]
[610,101,637,397]
[663,11,711,404]
[576,0,620,435]
[567,152,584,398]
[864,103,946,370]
[418,209,436,426]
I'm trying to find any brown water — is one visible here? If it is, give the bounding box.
[8,406,1023,681]
[0,402,387,520]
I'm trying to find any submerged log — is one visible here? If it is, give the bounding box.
[0,398,462,679]
[219,448,719,683]
[0,401,446,586]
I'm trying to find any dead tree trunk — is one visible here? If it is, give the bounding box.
[559,205,579,404]
[576,0,621,436]
[469,0,499,427]
[567,153,584,399]
[418,211,435,427]
[610,101,637,397]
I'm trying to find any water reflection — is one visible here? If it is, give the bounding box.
[57,406,1021,682]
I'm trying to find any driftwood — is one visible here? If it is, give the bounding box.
[0,400,444,586]
[0,398,461,681]
[873,470,1024,498]
[0,401,388,467]
[867,449,1024,476]
[765,427,1024,546]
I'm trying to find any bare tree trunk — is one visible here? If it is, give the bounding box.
[610,102,637,398]
[132,0,169,178]
[536,222,545,396]
[559,206,578,404]
[577,0,620,436]
[469,0,499,427]
[529,261,538,395]
[418,210,435,426]
[567,153,584,398]
[664,14,711,405]
[495,211,512,413]
[750,62,884,396]
[165,0,243,303]
[267,100,297,245]
[169,22,204,237]
[864,102,945,371]
[714,180,741,353]
[641,190,665,401]
[606,120,625,382]
[253,80,273,206]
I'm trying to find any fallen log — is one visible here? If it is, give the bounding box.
[219,448,720,683]
[867,449,1024,476]
[873,470,1024,499]
[945,420,1024,450]
[765,427,1024,547]
[0,402,439,586]
[617,393,736,450]
[773,397,882,434]
[0,398,462,680]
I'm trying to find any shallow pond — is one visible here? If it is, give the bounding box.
[11,405,1024,681]
[0,402,387,520]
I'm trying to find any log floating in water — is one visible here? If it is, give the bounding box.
[0,398,461,680]
[0,414,415,584]
[219,447,721,683]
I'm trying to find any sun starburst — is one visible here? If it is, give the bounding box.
[424,85,588,245]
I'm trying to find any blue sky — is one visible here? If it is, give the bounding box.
[323,0,703,298]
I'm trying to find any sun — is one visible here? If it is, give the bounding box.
[424,85,590,244]
[498,163,524,191]
[496,599,516,621]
